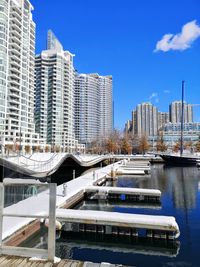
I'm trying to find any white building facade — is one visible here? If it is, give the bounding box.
[35,31,84,152]
[74,73,113,144]
[0,0,42,151]
[133,102,158,137]
[169,101,193,123]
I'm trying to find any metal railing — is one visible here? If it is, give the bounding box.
[0,181,57,261]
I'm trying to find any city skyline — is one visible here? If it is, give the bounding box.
[31,0,200,129]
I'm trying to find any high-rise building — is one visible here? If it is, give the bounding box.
[132,102,158,137]
[35,31,81,152]
[0,0,41,150]
[74,73,113,144]
[158,112,169,130]
[99,75,113,137]
[169,101,193,123]
[124,120,132,134]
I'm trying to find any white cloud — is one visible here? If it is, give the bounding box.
[149,92,158,100]
[155,98,159,103]
[154,20,200,52]
[164,90,170,93]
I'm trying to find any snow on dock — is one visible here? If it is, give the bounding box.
[1,162,121,240]
[3,208,180,240]
[116,159,151,175]
[84,186,161,202]
[56,209,180,239]
[1,161,179,245]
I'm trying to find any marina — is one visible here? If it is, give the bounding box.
[1,158,200,266]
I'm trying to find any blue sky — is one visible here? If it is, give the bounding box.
[31,0,200,129]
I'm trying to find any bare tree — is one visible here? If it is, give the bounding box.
[24,145,31,154]
[156,132,168,152]
[138,135,150,154]
[121,134,132,154]
[195,140,200,152]
[45,145,50,153]
[172,142,180,153]
[106,130,121,154]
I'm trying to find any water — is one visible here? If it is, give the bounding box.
[23,164,200,267]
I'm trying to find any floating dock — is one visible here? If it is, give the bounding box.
[84,186,161,202]
[116,159,151,174]
[57,209,180,240]
[3,208,180,240]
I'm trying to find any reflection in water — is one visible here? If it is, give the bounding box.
[117,165,199,210]
[57,232,180,258]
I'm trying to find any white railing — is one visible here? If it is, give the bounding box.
[0,181,57,261]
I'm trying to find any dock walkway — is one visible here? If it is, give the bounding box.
[2,163,121,241]
[0,255,125,267]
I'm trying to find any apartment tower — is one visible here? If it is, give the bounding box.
[169,101,193,123]
[158,112,169,130]
[133,102,158,137]
[35,31,80,151]
[74,73,113,144]
[0,0,41,149]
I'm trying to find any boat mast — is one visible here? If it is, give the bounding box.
[180,80,185,156]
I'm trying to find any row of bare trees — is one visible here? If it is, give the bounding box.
[87,130,200,155]
[87,131,150,155]
[3,131,200,156]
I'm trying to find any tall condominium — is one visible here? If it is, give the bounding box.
[75,73,113,144]
[169,101,193,123]
[35,31,79,151]
[158,112,169,130]
[0,0,41,149]
[132,102,158,137]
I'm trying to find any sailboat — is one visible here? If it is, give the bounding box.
[160,81,199,166]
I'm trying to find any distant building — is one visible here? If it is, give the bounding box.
[158,112,169,130]
[163,122,200,134]
[124,120,132,134]
[35,31,84,152]
[133,102,158,137]
[74,73,113,144]
[0,0,42,151]
[158,122,200,148]
[169,101,193,123]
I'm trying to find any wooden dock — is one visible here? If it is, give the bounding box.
[0,255,127,267]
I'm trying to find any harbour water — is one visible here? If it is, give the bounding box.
[22,164,200,267]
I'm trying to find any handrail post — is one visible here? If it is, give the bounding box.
[0,183,4,254]
[47,183,56,261]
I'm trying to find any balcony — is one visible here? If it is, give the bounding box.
[10,10,22,21]
[9,79,20,87]
[10,53,21,63]
[9,47,21,57]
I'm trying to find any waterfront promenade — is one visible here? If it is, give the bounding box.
[0,153,161,178]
